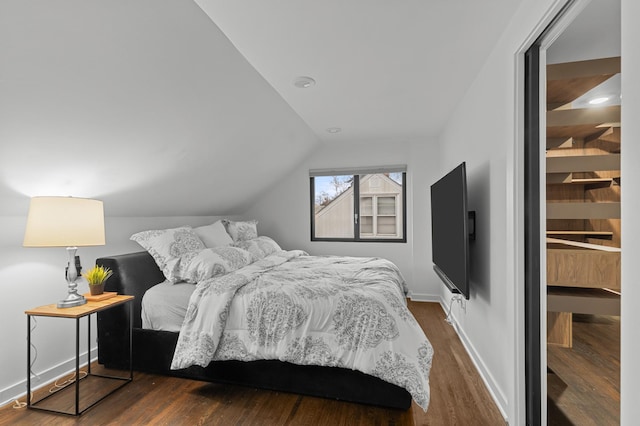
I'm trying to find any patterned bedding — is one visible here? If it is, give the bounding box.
[170,249,433,410]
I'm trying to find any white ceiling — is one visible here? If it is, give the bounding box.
[0,1,318,216]
[0,0,526,216]
[195,0,523,143]
[547,0,621,108]
[547,0,621,65]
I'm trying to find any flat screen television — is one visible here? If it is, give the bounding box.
[430,162,472,300]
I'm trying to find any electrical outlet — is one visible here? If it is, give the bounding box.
[459,298,467,314]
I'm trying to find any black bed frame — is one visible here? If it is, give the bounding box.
[96,252,412,410]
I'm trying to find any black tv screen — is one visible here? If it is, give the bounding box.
[430,162,470,299]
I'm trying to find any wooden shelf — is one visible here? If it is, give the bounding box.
[546,137,574,150]
[570,177,616,184]
[546,230,613,239]
[547,106,621,139]
[547,105,621,127]
[547,57,620,81]
[547,173,572,184]
[547,202,620,219]
[547,286,620,347]
[546,154,620,173]
[546,176,616,186]
[597,126,620,143]
[547,238,621,290]
[547,287,620,316]
[547,237,620,251]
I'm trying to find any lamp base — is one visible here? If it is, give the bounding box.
[57,246,87,308]
[57,293,87,309]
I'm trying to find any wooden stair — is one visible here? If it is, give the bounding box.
[545,57,621,349]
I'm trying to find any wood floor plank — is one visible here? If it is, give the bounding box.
[1,302,504,425]
[409,302,505,426]
[547,313,620,425]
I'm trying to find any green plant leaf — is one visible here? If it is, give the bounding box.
[82,265,113,285]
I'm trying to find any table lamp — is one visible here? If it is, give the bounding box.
[23,196,106,308]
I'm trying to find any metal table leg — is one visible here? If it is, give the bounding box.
[75,317,80,416]
[26,315,31,409]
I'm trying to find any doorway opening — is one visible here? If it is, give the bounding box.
[524,1,621,424]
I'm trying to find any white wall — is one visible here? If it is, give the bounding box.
[620,0,639,422]
[243,139,442,299]
[437,0,638,423]
[0,215,222,405]
[435,0,579,423]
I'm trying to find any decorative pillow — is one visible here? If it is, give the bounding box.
[130,226,205,283]
[194,220,233,248]
[233,236,281,261]
[222,219,258,242]
[175,246,254,283]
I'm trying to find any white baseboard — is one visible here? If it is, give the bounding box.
[407,292,441,303]
[437,298,508,422]
[0,347,98,408]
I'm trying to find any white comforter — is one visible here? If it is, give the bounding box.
[170,249,433,410]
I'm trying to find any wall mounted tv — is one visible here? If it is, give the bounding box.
[430,162,474,300]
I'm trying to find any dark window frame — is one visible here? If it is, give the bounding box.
[310,171,407,243]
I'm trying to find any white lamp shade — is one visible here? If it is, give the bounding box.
[23,196,106,247]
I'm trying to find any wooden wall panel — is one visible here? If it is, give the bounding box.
[547,248,621,290]
[547,311,573,348]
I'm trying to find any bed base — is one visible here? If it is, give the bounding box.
[96,252,411,410]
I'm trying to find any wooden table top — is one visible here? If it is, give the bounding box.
[25,295,134,318]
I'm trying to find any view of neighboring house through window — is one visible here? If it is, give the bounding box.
[310,166,406,242]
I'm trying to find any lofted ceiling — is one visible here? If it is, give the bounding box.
[0,0,523,217]
[195,0,523,143]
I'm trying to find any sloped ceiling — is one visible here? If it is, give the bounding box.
[0,0,318,216]
[0,0,523,217]
[196,0,523,143]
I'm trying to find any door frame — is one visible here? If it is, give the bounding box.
[520,0,589,424]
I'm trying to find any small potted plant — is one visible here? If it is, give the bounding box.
[82,265,113,296]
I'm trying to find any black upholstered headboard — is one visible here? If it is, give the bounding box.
[97,251,164,328]
[96,251,164,367]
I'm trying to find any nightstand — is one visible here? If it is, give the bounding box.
[25,295,134,416]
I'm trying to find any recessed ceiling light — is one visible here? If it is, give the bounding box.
[588,96,609,105]
[326,127,342,133]
[293,76,316,89]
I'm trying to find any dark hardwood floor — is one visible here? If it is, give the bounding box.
[547,313,620,425]
[1,302,505,425]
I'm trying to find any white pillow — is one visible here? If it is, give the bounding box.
[223,219,258,242]
[130,226,205,283]
[233,236,281,261]
[175,246,254,283]
[194,220,233,248]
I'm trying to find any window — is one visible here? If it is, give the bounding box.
[310,166,406,242]
[359,195,398,237]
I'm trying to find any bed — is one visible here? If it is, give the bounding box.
[96,222,432,410]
